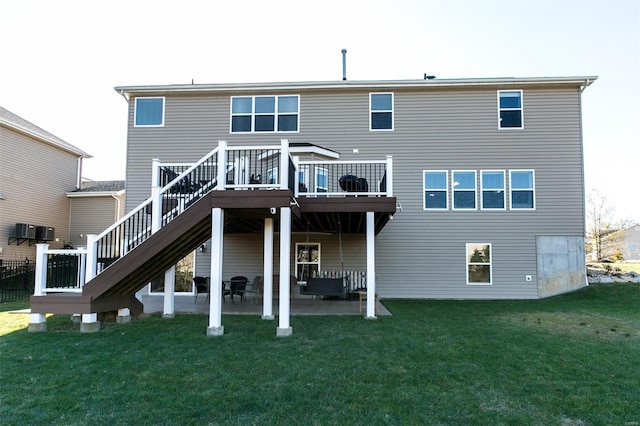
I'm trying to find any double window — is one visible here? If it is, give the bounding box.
[370,93,394,131]
[498,90,523,129]
[466,243,492,285]
[231,95,299,133]
[134,97,164,127]
[423,171,448,210]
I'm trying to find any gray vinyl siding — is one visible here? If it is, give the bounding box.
[0,125,78,261]
[68,196,123,248]
[124,84,586,299]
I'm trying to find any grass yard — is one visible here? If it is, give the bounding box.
[1,283,639,425]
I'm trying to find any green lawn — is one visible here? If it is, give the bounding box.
[2,284,639,425]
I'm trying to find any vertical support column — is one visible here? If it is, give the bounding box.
[366,212,377,319]
[277,207,292,337]
[207,207,225,336]
[263,218,275,320]
[28,243,49,332]
[162,266,175,318]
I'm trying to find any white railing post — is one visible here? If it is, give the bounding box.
[85,234,98,281]
[151,158,162,233]
[385,155,393,197]
[29,243,49,332]
[280,139,289,190]
[366,212,377,319]
[292,155,300,197]
[217,140,227,191]
[33,243,49,296]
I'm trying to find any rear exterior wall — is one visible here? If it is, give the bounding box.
[124,84,586,299]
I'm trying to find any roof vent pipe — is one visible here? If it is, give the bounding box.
[341,49,347,81]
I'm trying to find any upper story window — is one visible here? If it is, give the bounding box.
[481,170,505,210]
[231,95,299,133]
[498,90,523,129]
[452,171,477,210]
[423,171,448,210]
[134,97,164,127]
[510,170,535,209]
[370,93,394,131]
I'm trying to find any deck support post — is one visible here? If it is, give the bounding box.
[80,313,100,333]
[366,212,377,319]
[207,207,225,336]
[117,308,131,324]
[262,218,274,320]
[162,266,175,318]
[277,206,292,337]
[29,243,49,332]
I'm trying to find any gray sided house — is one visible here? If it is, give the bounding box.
[0,106,91,263]
[66,180,125,249]
[116,76,596,300]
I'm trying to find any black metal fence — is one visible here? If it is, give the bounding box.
[0,260,35,303]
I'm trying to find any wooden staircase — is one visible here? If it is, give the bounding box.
[30,192,214,315]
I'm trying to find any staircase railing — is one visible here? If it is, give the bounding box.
[89,146,220,276]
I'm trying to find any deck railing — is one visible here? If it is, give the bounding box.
[33,140,392,296]
[296,156,392,197]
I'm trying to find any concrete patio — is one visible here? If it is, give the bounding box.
[141,294,390,316]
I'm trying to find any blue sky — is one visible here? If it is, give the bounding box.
[1,0,638,221]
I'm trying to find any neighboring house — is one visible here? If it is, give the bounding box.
[0,106,91,263]
[620,225,640,261]
[30,75,597,335]
[66,180,125,248]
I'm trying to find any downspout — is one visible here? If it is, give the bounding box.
[111,193,122,222]
[579,77,592,286]
[76,157,83,189]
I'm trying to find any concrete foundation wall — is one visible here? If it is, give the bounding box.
[536,236,587,298]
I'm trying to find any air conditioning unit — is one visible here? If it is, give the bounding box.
[15,223,36,239]
[36,226,55,241]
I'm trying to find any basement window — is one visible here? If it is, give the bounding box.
[466,243,492,285]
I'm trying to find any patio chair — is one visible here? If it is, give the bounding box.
[193,276,208,302]
[245,276,261,303]
[229,276,248,303]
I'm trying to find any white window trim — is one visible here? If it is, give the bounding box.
[480,170,506,211]
[230,95,300,134]
[466,243,493,286]
[497,90,524,130]
[295,242,321,284]
[369,92,394,132]
[452,170,477,211]
[423,170,449,211]
[509,169,536,210]
[134,97,165,127]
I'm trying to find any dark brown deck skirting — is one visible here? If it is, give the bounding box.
[30,190,396,315]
